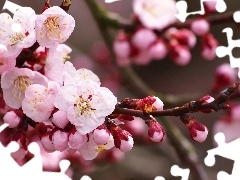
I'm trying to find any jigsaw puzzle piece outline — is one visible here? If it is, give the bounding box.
[170,165,190,180]
[216,27,240,68]
[205,132,240,179]
[175,0,227,22]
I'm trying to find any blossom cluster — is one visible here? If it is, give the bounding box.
[0,6,119,160]
[113,0,219,66]
[0,5,182,161]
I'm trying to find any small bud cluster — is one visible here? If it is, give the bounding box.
[113,0,219,66]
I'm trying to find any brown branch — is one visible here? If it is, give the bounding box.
[104,10,235,31]
[171,11,234,29]
[113,80,240,118]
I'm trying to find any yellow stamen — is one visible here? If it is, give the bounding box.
[12,76,32,101]
[42,16,62,39]
[95,145,108,152]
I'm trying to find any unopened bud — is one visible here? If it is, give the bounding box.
[186,118,208,142]
[146,117,165,142]
[111,126,134,152]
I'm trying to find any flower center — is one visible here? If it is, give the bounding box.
[12,76,32,101]
[143,3,160,17]
[9,32,25,46]
[42,16,62,39]
[75,95,95,117]
[95,145,108,152]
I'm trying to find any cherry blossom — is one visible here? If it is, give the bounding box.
[35,6,75,48]
[54,80,117,135]
[1,67,48,109]
[133,0,177,30]
[44,44,72,85]
[78,133,114,160]
[63,61,100,86]
[0,7,37,58]
[3,110,22,128]
[22,81,60,122]
[0,45,16,74]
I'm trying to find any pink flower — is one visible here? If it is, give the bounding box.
[93,125,110,145]
[191,19,210,36]
[0,7,37,57]
[68,131,87,149]
[41,134,56,153]
[35,6,75,48]
[133,0,177,30]
[169,40,191,66]
[45,44,72,85]
[3,110,22,128]
[131,28,157,50]
[78,133,114,160]
[201,33,218,60]
[54,80,117,135]
[1,67,48,109]
[148,39,167,60]
[52,130,69,151]
[22,81,60,122]
[52,110,69,129]
[0,45,16,74]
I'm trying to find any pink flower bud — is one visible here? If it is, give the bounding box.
[136,96,164,113]
[201,33,218,60]
[93,128,110,145]
[52,130,69,151]
[41,134,56,152]
[3,111,21,128]
[111,126,134,152]
[191,19,210,36]
[187,119,208,142]
[212,63,236,92]
[204,0,217,13]
[124,117,145,137]
[173,29,196,49]
[152,96,164,111]
[131,28,157,50]
[202,95,215,104]
[169,40,191,66]
[68,131,87,149]
[148,39,167,60]
[146,118,165,142]
[113,40,131,59]
[52,110,69,129]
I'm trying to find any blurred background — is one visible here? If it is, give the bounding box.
[1,0,240,179]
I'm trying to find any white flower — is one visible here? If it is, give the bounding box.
[63,61,100,86]
[35,6,75,48]
[54,80,117,135]
[0,7,37,57]
[133,0,177,30]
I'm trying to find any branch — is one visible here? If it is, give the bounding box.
[93,5,235,31]
[114,80,239,118]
